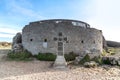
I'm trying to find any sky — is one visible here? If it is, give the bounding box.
[0,0,120,42]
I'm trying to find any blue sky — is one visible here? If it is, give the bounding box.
[0,0,120,42]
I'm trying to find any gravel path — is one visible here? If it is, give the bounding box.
[0,62,120,80]
[0,50,120,80]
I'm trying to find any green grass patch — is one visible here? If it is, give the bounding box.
[102,58,111,65]
[36,53,56,61]
[91,56,103,65]
[7,50,32,61]
[64,52,78,61]
[36,52,78,61]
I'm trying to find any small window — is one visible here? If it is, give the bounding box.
[81,40,84,43]
[30,39,33,41]
[44,39,47,42]
[93,41,95,44]
[58,32,62,36]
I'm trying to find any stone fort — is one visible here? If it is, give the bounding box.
[13,19,103,57]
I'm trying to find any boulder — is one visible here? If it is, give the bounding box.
[74,51,87,64]
[12,43,23,52]
[74,50,101,65]
[74,56,83,64]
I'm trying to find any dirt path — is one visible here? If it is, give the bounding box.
[0,49,10,61]
[0,50,120,80]
[0,62,120,80]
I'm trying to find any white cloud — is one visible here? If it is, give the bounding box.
[84,0,120,42]
[0,28,19,34]
[6,0,46,19]
[0,23,21,34]
[0,24,21,39]
[0,33,15,38]
[0,0,44,41]
[1,0,120,42]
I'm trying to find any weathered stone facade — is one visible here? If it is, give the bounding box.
[21,19,103,55]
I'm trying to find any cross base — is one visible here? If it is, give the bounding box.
[53,55,67,69]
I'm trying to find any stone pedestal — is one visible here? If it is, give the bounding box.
[53,55,67,69]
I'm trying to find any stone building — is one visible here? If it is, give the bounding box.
[19,19,103,56]
[13,19,103,57]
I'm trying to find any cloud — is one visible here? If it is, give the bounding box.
[0,23,21,39]
[6,0,46,19]
[0,28,20,34]
[0,24,18,41]
[1,0,120,42]
[0,33,15,38]
[0,0,46,42]
[83,0,120,41]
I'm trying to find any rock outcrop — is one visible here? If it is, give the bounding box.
[12,33,22,44]
[12,33,23,52]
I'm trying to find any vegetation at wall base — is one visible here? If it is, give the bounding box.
[64,52,78,61]
[102,58,111,65]
[7,51,78,61]
[36,53,56,61]
[91,56,103,65]
[7,50,32,61]
[78,54,103,65]
[36,52,78,61]
[102,49,107,56]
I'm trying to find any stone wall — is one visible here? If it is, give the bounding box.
[22,19,103,55]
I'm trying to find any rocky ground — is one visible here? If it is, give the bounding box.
[0,50,120,80]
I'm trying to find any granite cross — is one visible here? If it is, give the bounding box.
[53,32,68,69]
[54,32,67,56]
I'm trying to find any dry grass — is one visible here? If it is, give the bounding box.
[0,42,11,50]
[102,47,120,56]
[107,47,120,56]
